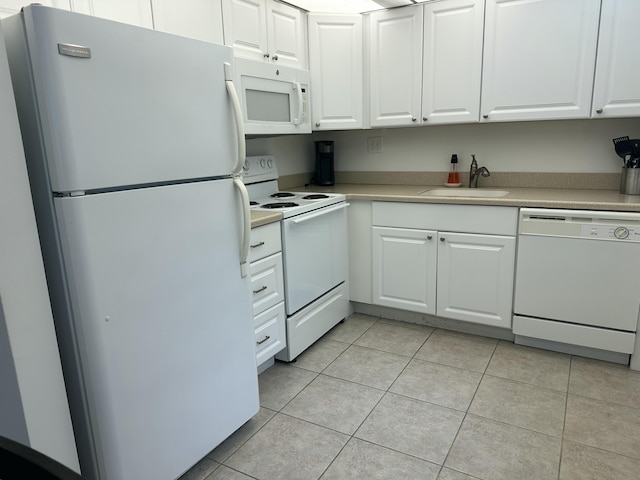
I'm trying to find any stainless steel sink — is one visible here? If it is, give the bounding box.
[420,188,509,198]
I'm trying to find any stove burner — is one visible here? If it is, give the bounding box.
[302,194,330,200]
[270,192,295,198]
[261,202,299,209]
[250,201,259,206]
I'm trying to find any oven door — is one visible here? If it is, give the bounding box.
[281,203,348,315]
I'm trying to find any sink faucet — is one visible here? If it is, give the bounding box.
[469,154,490,188]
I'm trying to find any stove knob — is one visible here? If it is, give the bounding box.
[267,158,273,169]
[260,158,266,168]
[243,159,249,173]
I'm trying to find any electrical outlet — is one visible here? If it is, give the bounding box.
[367,136,382,154]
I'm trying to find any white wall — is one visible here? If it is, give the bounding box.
[0,24,79,472]
[255,117,640,176]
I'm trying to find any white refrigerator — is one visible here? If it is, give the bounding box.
[2,5,258,480]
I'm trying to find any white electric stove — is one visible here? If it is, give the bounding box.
[243,156,345,218]
[243,156,349,362]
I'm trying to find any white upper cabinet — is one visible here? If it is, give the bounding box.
[70,0,153,27]
[222,0,307,69]
[0,1,69,18]
[592,0,640,119]
[308,13,363,130]
[422,0,484,125]
[222,0,268,60]
[367,5,423,127]
[481,0,600,123]
[151,0,224,44]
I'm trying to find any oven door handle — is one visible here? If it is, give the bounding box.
[291,203,350,224]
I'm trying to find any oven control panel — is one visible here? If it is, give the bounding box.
[242,155,277,183]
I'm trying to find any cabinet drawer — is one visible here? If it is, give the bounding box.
[250,252,284,315]
[255,302,286,366]
[249,222,282,263]
[372,202,517,235]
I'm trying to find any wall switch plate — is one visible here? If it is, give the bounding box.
[367,136,382,154]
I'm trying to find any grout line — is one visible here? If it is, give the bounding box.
[223,312,640,479]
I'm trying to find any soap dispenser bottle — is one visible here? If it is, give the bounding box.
[447,154,460,185]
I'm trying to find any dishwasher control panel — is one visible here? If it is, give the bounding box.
[519,208,640,242]
[579,224,639,241]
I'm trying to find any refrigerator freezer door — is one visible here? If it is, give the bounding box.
[54,179,258,479]
[22,6,236,192]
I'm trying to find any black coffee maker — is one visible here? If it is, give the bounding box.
[313,141,335,186]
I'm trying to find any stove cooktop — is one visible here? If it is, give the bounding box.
[250,191,345,218]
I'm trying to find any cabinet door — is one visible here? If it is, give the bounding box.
[592,0,640,118]
[481,0,600,122]
[266,0,306,69]
[1,0,70,18]
[436,232,515,328]
[308,13,363,130]
[222,0,269,61]
[151,0,224,44]
[372,226,437,314]
[422,0,483,125]
[368,5,423,127]
[70,0,153,27]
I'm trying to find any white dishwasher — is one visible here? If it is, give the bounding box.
[513,208,640,365]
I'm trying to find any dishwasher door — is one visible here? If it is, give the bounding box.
[515,234,640,331]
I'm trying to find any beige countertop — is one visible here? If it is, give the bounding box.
[251,210,282,228]
[288,184,640,212]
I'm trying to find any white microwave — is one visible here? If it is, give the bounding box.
[234,58,311,135]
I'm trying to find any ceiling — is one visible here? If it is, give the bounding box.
[286,0,424,14]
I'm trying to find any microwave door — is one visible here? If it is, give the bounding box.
[236,60,310,135]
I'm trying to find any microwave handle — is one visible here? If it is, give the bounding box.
[293,82,303,126]
[224,63,246,176]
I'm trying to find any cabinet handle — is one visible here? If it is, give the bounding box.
[315,122,321,127]
[272,54,278,61]
[411,117,417,122]
[440,237,445,242]
[250,241,265,248]
[263,52,270,58]
[483,114,489,119]
[596,108,603,114]
[423,117,427,122]
[257,335,271,345]
[427,235,433,240]
[253,285,268,294]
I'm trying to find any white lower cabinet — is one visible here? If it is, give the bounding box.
[372,202,517,329]
[249,222,286,371]
[372,226,437,314]
[348,200,372,304]
[436,232,515,328]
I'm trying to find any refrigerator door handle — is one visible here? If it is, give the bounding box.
[225,63,246,176]
[233,177,251,278]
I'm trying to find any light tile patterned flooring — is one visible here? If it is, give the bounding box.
[180,313,640,480]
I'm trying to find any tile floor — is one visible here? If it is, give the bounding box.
[180,313,640,480]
